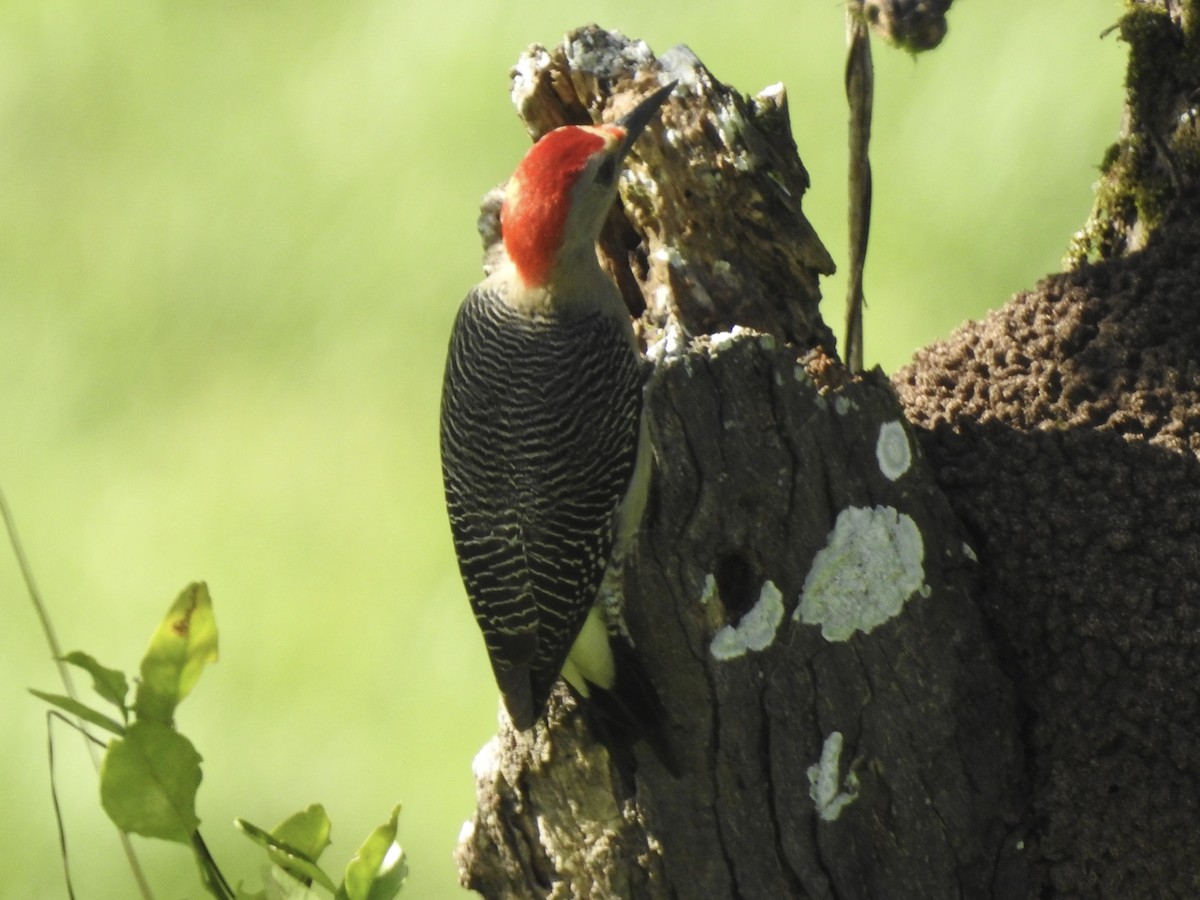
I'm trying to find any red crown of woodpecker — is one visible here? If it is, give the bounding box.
[500,125,623,288]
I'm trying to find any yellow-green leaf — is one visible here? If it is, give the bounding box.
[59,651,129,714]
[272,804,333,867]
[236,812,337,892]
[338,804,406,900]
[134,582,219,724]
[100,720,202,844]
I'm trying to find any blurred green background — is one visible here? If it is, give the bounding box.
[2,1,1123,897]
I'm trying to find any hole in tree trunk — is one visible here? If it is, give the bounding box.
[713,551,758,623]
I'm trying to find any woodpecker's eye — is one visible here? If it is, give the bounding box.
[595,155,617,186]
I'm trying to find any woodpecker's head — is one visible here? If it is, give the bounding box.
[500,82,675,288]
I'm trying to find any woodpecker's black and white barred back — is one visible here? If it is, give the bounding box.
[441,288,643,729]
[439,82,674,737]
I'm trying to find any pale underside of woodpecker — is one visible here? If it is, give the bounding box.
[440,83,673,732]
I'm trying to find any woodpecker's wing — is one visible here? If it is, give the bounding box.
[440,283,641,730]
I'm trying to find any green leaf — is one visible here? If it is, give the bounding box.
[272,804,333,868]
[134,582,219,724]
[29,689,125,736]
[59,651,130,715]
[338,804,407,900]
[100,720,202,844]
[236,813,337,893]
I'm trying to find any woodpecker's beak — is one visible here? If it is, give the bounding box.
[616,81,676,159]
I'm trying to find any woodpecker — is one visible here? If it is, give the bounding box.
[440,83,674,732]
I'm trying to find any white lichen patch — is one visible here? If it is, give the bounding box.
[707,326,745,351]
[714,102,748,148]
[962,542,978,563]
[796,506,926,642]
[659,45,704,93]
[708,326,775,355]
[472,737,500,781]
[653,245,685,268]
[510,47,553,111]
[833,395,856,416]
[699,572,718,605]
[565,33,653,78]
[876,420,912,481]
[645,316,687,363]
[457,818,475,845]
[756,82,786,106]
[708,330,736,349]
[807,731,860,822]
[710,580,785,661]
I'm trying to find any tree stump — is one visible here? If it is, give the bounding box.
[456,25,1026,899]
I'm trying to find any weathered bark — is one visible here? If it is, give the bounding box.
[501,26,837,350]
[457,25,1025,899]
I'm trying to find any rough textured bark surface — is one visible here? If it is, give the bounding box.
[502,26,837,349]
[456,25,1026,900]
[460,334,1028,900]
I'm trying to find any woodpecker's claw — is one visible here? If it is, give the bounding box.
[616,81,677,155]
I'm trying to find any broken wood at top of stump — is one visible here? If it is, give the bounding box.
[481,24,836,351]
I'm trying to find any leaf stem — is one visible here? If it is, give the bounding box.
[2,488,156,900]
[192,830,235,899]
